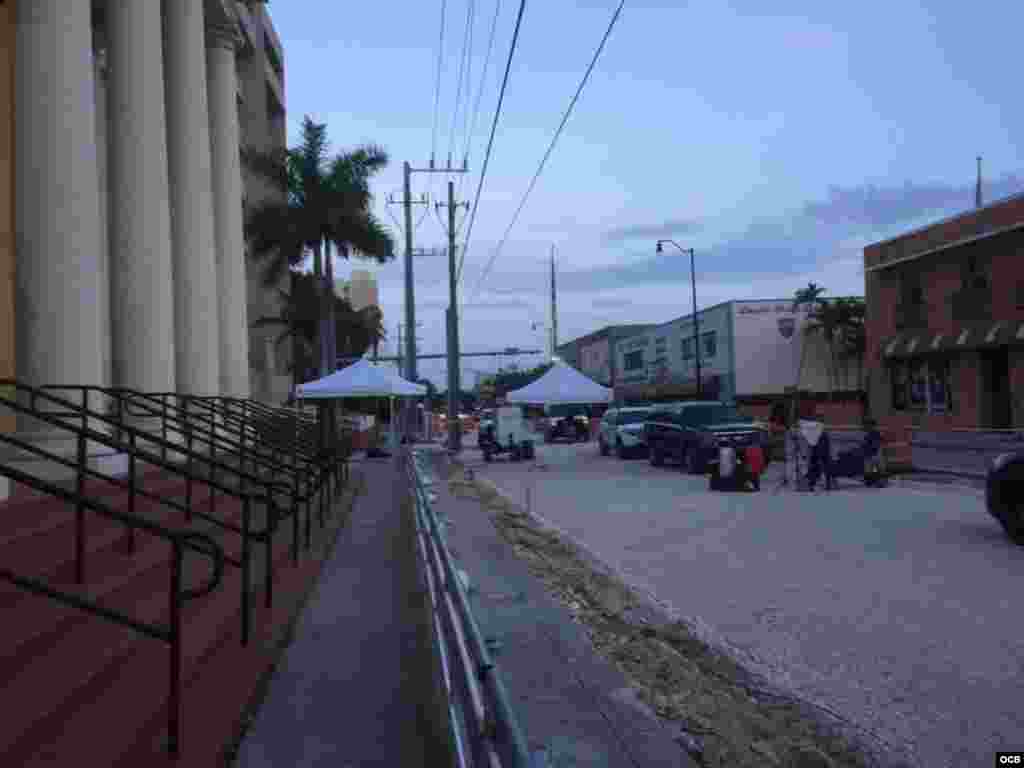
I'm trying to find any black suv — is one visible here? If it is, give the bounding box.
[644,401,765,474]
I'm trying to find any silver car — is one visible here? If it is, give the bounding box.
[599,407,652,459]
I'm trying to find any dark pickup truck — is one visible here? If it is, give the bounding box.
[644,401,766,474]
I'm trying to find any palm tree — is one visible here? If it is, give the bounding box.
[805,297,844,402]
[834,297,866,393]
[790,282,826,422]
[252,272,386,390]
[243,116,395,377]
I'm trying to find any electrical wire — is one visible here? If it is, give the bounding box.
[446,0,476,180]
[457,0,502,204]
[466,0,625,304]
[429,0,448,173]
[453,0,528,284]
[426,0,448,209]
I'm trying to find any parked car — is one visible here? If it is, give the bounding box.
[542,404,590,443]
[986,451,1024,544]
[644,401,766,474]
[599,407,651,459]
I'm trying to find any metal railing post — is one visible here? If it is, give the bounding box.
[75,431,87,584]
[161,395,168,463]
[264,497,274,609]
[241,497,251,646]
[127,433,137,553]
[168,541,183,756]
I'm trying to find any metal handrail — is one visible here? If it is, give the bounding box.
[0,382,300,643]
[406,449,531,767]
[0,446,224,757]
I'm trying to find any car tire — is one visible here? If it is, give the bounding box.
[650,445,664,467]
[616,439,626,460]
[687,445,704,475]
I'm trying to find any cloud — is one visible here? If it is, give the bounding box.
[601,217,703,244]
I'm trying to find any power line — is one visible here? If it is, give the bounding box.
[446,0,477,178]
[457,0,502,204]
[454,0,528,284]
[425,0,448,213]
[467,0,625,304]
[429,0,448,172]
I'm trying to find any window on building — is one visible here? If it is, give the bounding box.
[624,350,644,371]
[681,338,695,360]
[702,331,717,358]
[962,253,990,291]
[889,358,954,414]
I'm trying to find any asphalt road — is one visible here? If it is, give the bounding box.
[464,439,1024,768]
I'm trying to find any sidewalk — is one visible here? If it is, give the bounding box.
[236,458,446,768]
[422,448,696,767]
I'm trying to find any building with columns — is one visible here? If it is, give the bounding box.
[0,0,290,440]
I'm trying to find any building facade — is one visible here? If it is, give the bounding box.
[335,269,380,311]
[1,0,288,433]
[555,324,655,389]
[614,299,851,405]
[864,193,1024,431]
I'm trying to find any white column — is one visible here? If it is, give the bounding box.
[106,0,176,393]
[93,44,113,389]
[207,24,250,398]
[164,0,220,396]
[14,0,105,396]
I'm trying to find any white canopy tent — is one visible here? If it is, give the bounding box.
[501,362,611,455]
[505,361,612,405]
[295,359,426,453]
[296,358,426,399]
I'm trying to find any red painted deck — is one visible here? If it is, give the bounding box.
[0,466,340,767]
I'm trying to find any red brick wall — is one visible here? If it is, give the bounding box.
[1011,348,1024,426]
[864,195,1024,270]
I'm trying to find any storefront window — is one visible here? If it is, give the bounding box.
[624,350,643,371]
[889,358,954,414]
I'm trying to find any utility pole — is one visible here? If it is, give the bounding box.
[396,160,466,441]
[437,179,469,451]
[550,245,558,358]
[976,155,983,208]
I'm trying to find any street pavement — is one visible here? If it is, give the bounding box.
[464,438,1024,768]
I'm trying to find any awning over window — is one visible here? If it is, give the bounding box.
[880,319,1024,358]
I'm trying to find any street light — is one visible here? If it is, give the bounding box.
[656,240,701,399]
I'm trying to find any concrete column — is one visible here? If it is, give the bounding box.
[13,0,105,399]
[207,24,250,398]
[106,0,176,393]
[93,42,113,389]
[164,0,220,396]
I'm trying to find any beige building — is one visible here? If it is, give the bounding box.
[335,269,380,312]
[0,0,290,443]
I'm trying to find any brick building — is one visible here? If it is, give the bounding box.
[864,192,1024,432]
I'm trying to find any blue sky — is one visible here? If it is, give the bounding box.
[269,0,1024,388]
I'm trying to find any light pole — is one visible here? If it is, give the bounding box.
[656,240,701,399]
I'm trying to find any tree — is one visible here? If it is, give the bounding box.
[252,271,384,389]
[834,297,866,392]
[243,116,395,377]
[791,282,826,422]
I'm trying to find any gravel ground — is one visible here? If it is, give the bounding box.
[462,439,1024,768]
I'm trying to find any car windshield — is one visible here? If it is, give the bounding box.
[688,405,746,425]
[617,411,649,425]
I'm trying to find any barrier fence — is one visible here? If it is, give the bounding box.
[406,450,531,768]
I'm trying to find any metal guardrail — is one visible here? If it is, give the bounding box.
[406,450,531,768]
